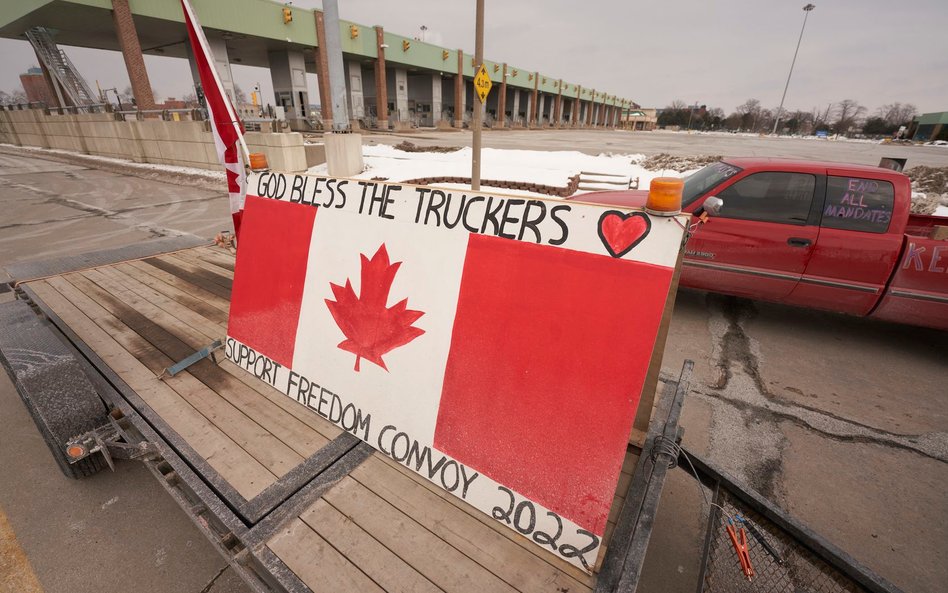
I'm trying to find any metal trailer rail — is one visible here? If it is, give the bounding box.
[0,238,909,593]
[681,448,906,593]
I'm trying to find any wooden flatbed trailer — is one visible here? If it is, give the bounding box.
[0,238,906,593]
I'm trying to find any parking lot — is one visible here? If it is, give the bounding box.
[0,132,946,593]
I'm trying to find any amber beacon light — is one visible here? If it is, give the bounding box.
[249,152,270,171]
[645,177,684,216]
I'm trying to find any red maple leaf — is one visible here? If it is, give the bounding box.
[325,244,425,372]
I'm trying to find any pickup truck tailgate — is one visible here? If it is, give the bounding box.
[870,233,948,330]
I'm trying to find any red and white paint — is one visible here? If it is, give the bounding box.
[226,172,687,570]
[181,0,249,237]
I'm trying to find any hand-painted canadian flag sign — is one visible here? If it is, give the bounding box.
[226,172,687,570]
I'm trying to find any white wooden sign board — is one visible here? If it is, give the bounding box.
[226,172,687,570]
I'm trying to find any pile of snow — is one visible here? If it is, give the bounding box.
[307,144,692,197]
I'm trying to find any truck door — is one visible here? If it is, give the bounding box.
[786,173,903,314]
[683,171,821,300]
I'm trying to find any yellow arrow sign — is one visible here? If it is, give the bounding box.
[473,64,492,104]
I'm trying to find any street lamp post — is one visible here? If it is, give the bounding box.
[773,3,815,135]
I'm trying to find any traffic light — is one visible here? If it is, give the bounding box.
[282,7,292,24]
[402,39,410,51]
[442,50,449,60]
[350,25,359,39]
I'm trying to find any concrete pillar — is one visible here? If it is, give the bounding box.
[392,68,408,124]
[314,11,333,128]
[512,88,521,125]
[374,26,388,129]
[187,35,236,105]
[268,50,309,125]
[572,87,581,127]
[553,80,562,127]
[530,73,539,127]
[497,64,507,128]
[111,0,155,110]
[454,50,464,128]
[431,74,443,125]
[347,60,364,122]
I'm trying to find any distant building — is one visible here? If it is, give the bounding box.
[911,112,948,142]
[155,97,191,110]
[620,108,657,131]
[19,66,56,105]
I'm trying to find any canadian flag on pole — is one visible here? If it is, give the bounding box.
[226,173,687,569]
[180,0,249,238]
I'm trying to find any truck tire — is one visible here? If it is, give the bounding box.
[0,300,110,479]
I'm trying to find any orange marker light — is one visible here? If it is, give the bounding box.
[66,444,86,459]
[249,152,269,171]
[645,177,684,216]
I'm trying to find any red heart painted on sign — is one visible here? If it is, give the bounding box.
[597,211,651,258]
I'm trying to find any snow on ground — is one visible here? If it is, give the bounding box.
[306,144,689,197]
[935,205,948,217]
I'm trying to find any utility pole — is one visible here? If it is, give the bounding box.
[773,4,815,135]
[471,0,484,190]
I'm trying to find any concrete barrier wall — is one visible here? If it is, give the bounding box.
[0,108,309,172]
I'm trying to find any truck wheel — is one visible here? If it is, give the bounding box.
[0,300,110,479]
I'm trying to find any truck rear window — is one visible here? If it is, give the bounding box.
[821,176,894,234]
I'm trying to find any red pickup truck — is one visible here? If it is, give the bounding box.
[576,158,948,331]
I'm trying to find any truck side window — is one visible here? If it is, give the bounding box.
[716,172,815,225]
[821,176,894,233]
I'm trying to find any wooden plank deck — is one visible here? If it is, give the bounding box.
[26,245,647,593]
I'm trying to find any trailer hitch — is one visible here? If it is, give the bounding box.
[64,409,158,471]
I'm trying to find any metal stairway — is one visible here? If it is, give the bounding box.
[25,27,97,107]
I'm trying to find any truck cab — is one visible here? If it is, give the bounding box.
[574,158,948,330]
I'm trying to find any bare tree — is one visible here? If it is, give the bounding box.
[833,99,867,135]
[876,102,917,127]
[735,98,762,131]
[0,88,27,105]
[233,84,248,105]
[668,99,687,111]
[724,112,743,131]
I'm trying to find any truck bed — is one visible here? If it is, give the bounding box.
[17,243,645,593]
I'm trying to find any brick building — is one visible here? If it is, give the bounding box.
[19,66,55,105]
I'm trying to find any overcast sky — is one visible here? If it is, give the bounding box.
[1,0,946,115]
